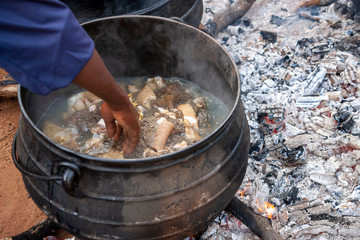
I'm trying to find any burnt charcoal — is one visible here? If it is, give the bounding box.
[334,2,349,15]
[330,21,342,29]
[310,41,331,55]
[335,36,360,58]
[230,17,243,27]
[205,21,217,37]
[310,6,321,16]
[310,214,337,221]
[222,37,229,43]
[232,54,242,65]
[260,122,276,135]
[340,117,355,132]
[291,62,300,68]
[265,169,278,179]
[205,7,214,14]
[290,168,304,179]
[252,149,268,161]
[353,0,360,10]
[346,30,354,36]
[334,110,355,132]
[283,187,299,204]
[280,146,306,166]
[256,112,268,123]
[281,8,288,12]
[260,31,277,43]
[297,38,311,48]
[242,17,252,27]
[238,27,244,34]
[270,15,284,26]
[249,139,263,154]
[281,146,305,160]
[276,55,291,67]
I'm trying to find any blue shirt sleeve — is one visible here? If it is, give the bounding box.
[0,0,95,95]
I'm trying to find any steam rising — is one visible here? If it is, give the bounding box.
[83,16,239,110]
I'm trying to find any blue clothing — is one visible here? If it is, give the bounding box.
[0,0,94,95]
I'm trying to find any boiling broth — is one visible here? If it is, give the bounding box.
[39,77,230,159]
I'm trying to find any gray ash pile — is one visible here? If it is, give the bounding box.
[199,0,360,239]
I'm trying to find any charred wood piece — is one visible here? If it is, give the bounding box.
[205,0,256,36]
[298,0,337,9]
[11,218,60,240]
[260,31,278,43]
[333,110,355,132]
[226,197,284,240]
[270,15,285,26]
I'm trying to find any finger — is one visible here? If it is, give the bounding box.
[103,119,117,138]
[122,128,140,154]
[100,103,118,138]
[113,124,123,142]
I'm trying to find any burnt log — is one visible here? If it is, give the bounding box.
[226,197,284,240]
[11,218,60,240]
[205,0,256,36]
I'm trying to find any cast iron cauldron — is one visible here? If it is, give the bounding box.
[61,0,203,27]
[13,16,249,239]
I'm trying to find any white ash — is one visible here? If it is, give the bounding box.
[199,0,360,239]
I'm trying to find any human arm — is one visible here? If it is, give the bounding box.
[73,50,140,154]
[0,0,140,153]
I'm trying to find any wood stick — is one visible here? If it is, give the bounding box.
[298,0,336,8]
[150,117,174,151]
[11,218,60,240]
[226,197,284,240]
[206,0,256,36]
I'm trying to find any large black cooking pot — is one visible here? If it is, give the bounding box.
[61,0,203,27]
[13,16,249,239]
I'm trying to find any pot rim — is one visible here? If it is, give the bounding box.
[18,15,241,165]
[122,0,169,15]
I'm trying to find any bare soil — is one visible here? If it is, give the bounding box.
[0,95,47,238]
[0,69,48,238]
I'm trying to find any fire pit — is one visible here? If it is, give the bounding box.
[12,16,249,239]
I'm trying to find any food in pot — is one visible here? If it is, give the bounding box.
[41,76,229,159]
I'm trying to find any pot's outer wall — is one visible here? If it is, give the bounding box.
[62,0,203,27]
[15,16,250,240]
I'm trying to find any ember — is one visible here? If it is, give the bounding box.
[257,199,276,219]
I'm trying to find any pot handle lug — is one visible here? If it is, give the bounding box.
[12,131,82,197]
[58,162,81,197]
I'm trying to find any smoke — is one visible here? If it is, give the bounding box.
[83,16,239,111]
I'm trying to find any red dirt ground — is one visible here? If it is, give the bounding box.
[0,96,47,238]
[0,68,47,238]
